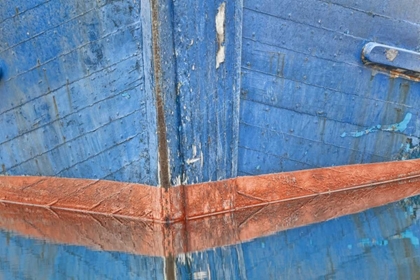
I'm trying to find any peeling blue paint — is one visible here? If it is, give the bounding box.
[394,136,420,160]
[391,230,420,246]
[395,136,420,160]
[355,230,420,248]
[121,92,131,99]
[239,0,420,176]
[355,231,420,248]
[357,238,388,248]
[341,113,412,138]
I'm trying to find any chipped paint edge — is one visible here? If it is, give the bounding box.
[215,2,226,69]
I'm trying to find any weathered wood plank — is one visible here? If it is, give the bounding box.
[163,0,242,184]
[0,0,159,184]
[239,0,420,176]
[245,0,419,48]
[324,0,420,25]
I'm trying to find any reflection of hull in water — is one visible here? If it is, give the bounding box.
[1,0,420,190]
[177,196,420,280]
[1,159,420,256]
[2,195,420,279]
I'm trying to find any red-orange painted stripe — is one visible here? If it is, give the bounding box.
[0,159,420,256]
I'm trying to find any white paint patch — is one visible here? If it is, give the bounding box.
[177,254,187,265]
[192,144,197,157]
[193,271,209,279]
[216,46,225,69]
[182,174,189,185]
[174,175,182,186]
[215,2,226,69]
[157,160,161,185]
[186,158,200,164]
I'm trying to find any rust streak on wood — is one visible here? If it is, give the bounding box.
[150,0,171,191]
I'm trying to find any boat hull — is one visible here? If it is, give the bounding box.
[1,0,420,186]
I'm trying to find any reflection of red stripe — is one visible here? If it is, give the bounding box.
[1,159,420,256]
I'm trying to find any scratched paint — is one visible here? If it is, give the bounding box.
[239,0,420,176]
[0,0,159,185]
[395,136,420,160]
[171,0,241,184]
[1,0,420,186]
[340,113,412,138]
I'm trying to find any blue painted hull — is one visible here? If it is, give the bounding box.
[0,0,419,186]
[239,1,420,177]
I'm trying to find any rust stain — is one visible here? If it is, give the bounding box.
[52,95,59,118]
[1,159,420,256]
[150,0,171,191]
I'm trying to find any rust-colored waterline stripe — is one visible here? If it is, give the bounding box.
[1,160,420,256]
[1,159,420,222]
[0,173,419,257]
[185,172,420,221]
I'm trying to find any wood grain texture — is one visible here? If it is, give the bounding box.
[239,0,420,176]
[170,0,242,184]
[0,0,159,185]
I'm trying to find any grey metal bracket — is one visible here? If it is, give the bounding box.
[362,42,420,81]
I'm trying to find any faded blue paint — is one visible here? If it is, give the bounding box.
[356,229,420,248]
[138,0,243,186]
[341,113,412,138]
[0,0,159,185]
[357,237,388,247]
[2,0,420,185]
[0,0,241,186]
[0,231,165,279]
[239,0,420,176]
[169,0,242,184]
